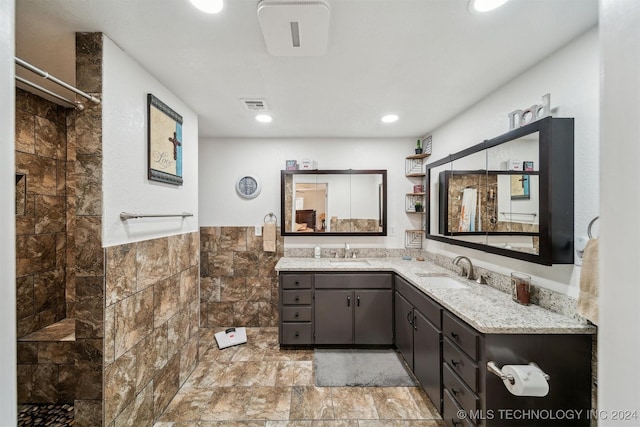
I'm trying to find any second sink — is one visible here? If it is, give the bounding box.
[423,276,469,289]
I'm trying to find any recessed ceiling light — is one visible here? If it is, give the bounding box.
[381,114,399,123]
[469,0,510,13]
[255,114,273,123]
[189,0,224,14]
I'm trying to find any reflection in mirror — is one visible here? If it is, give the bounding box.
[281,170,387,236]
[425,117,574,265]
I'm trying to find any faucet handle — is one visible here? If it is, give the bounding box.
[476,274,489,284]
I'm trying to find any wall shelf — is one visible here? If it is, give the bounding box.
[405,230,424,249]
[405,153,429,248]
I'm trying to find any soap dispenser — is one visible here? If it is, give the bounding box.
[314,246,321,259]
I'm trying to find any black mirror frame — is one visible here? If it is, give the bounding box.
[425,117,574,265]
[280,169,387,237]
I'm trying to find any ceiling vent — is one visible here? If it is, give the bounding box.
[241,99,269,111]
[257,0,330,57]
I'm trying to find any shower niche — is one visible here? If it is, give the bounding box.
[426,117,574,265]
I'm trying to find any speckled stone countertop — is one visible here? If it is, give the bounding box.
[275,257,595,335]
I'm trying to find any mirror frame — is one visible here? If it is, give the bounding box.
[425,117,574,265]
[280,169,387,236]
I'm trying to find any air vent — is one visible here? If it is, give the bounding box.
[241,99,269,112]
[257,0,330,56]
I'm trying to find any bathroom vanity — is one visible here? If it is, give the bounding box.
[276,258,595,426]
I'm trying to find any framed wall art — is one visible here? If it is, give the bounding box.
[148,94,183,185]
[510,175,530,200]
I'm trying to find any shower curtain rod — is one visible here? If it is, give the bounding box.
[15,75,84,110]
[15,57,102,106]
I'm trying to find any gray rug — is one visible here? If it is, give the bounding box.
[314,349,417,387]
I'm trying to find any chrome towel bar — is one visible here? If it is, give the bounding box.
[120,212,193,221]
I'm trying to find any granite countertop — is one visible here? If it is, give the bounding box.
[275,257,596,335]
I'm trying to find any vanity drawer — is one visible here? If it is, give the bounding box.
[282,290,312,305]
[281,323,313,345]
[443,311,479,359]
[443,389,477,427]
[395,276,441,328]
[443,362,479,416]
[443,337,479,392]
[282,306,312,322]
[314,273,392,289]
[281,274,312,289]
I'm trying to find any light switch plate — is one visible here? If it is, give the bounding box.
[255,225,262,236]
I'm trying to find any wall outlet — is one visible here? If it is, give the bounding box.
[390,226,396,236]
[255,225,262,236]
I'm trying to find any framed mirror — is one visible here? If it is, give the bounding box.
[281,169,387,236]
[426,117,574,265]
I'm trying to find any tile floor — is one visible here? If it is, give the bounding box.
[155,327,445,427]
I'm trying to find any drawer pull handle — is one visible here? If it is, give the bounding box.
[294,331,299,337]
[294,296,300,302]
[294,312,299,318]
[450,332,459,339]
[407,311,413,325]
[451,388,459,396]
[295,281,299,285]
[451,359,460,367]
[347,295,351,307]
[357,295,360,307]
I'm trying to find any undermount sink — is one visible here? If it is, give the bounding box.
[328,259,370,266]
[422,275,469,289]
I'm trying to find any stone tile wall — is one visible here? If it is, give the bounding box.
[200,226,283,328]
[15,89,71,338]
[104,232,200,426]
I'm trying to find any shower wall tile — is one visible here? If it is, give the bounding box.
[15,151,58,196]
[35,116,64,159]
[76,33,103,94]
[200,226,283,329]
[16,234,56,277]
[75,216,102,276]
[16,110,35,154]
[75,276,104,339]
[35,195,66,234]
[104,231,200,425]
[75,154,102,216]
[114,382,154,427]
[74,399,102,427]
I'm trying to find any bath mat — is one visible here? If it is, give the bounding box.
[314,349,417,387]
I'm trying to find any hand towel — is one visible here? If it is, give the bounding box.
[263,223,276,252]
[577,238,599,325]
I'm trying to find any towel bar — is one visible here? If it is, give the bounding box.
[120,212,193,221]
[587,216,599,239]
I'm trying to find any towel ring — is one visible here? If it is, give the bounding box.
[588,216,599,239]
[264,212,278,224]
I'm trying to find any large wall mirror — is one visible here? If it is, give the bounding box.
[281,169,387,236]
[426,117,574,265]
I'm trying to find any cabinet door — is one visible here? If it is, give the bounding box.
[414,309,442,413]
[354,289,393,345]
[314,290,353,344]
[394,291,414,369]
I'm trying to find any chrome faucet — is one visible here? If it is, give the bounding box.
[344,243,350,258]
[453,256,475,280]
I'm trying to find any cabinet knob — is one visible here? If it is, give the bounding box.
[294,312,299,318]
[450,332,459,339]
[451,359,460,367]
[451,388,459,396]
[295,281,299,285]
[294,331,300,337]
[294,296,300,302]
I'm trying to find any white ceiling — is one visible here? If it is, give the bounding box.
[15,0,598,139]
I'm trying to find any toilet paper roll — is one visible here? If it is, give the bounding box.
[502,365,549,397]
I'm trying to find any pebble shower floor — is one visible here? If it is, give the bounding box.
[18,404,74,426]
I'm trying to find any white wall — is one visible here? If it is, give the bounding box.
[425,27,600,297]
[599,0,640,422]
[0,0,17,421]
[102,36,199,247]
[199,138,417,248]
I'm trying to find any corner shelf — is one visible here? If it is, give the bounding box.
[405,153,430,176]
[405,230,425,249]
[405,153,429,248]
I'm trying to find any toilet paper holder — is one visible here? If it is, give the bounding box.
[487,361,550,385]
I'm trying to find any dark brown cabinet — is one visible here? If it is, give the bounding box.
[279,273,314,345]
[279,272,393,346]
[395,275,443,411]
[314,273,393,345]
